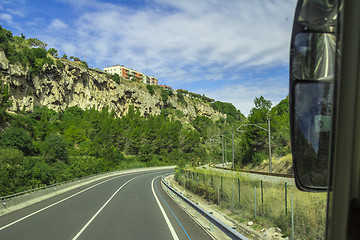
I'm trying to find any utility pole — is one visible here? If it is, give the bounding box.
[210,134,234,169]
[268,117,272,173]
[222,136,224,167]
[232,131,235,170]
[225,138,227,164]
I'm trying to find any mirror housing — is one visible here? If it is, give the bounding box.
[290,0,340,192]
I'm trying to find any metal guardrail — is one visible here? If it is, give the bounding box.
[0,170,116,202]
[1,166,176,205]
[161,174,248,240]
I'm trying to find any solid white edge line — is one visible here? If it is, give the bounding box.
[0,175,125,232]
[71,175,140,240]
[151,177,179,240]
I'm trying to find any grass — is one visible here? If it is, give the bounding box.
[175,167,327,240]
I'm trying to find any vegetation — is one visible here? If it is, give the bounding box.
[112,73,120,84]
[146,85,155,95]
[175,168,326,240]
[211,101,245,123]
[160,89,169,103]
[177,89,215,103]
[0,26,86,75]
[176,91,188,107]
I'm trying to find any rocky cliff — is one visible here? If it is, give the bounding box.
[0,50,224,121]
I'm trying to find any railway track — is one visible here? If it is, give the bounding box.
[209,164,294,178]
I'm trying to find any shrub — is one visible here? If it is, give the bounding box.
[161,89,169,103]
[0,127,35,155]
[146,85,155,95]
[40,134,69,163]
[252,152,268,165]
[32,47,47,59]
[112,73,120,84]
[56,59,64,70]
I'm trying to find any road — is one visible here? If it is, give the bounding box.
[0,168,213,240]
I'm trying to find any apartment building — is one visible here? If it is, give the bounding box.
[103,65,158,85]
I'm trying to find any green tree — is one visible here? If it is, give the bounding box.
[269,97,291,155]
[211,101,243,122]
[40,134,69,163]
[191,116,213,137]
[48,48,58,57]
[56,59,64,69]
[32,47,47,58]
[240,96,272,165]
[146,85,155,95]
[161,89,169,103]
[0,148,25,196]
[27,38,48,49]
[0,80,10,108]
[0,127,35,155]
[81,61,88,68]
[112,73,120,84]
[180,129,200,153]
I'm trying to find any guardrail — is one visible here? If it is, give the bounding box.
[161,174,248,240]
[0,171,116,203]
[1,166,175,207]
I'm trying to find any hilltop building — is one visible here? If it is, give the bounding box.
[104,65,158,85]
[159,84,173,91]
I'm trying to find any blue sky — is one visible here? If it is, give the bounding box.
[0,0,297,116]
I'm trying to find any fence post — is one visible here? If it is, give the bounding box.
[232,183,235,212]
[285,182,288,215]
[221,176,223,192]
[291,193,294,240]
[261,180,264,212]
[218,181,220,205]
[254,186,257,218]
[238,178,241,204]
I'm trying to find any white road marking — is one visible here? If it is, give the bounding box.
[0,175,126,231]
[151,177,179,240]
[71,175,141,240]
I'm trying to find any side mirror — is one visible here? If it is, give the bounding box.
[289,0,340,191]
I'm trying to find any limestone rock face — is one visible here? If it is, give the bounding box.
[0,50,225,121]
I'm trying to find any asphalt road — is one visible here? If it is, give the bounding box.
[0,168,213,240]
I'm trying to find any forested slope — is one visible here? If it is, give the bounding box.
[0,26,290,196]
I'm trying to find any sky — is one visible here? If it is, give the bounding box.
[0,0,297,116]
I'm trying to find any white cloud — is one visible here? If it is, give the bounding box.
[48,19,68,30]
[0,13,14,24]
[47,0,296,75]
[6,8,25,17]
[201,78,289,116]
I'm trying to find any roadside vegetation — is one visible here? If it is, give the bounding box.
[175,167,326,240]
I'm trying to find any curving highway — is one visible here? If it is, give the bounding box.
[0,168,212,240]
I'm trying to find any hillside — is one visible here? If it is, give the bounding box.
[0,50,226,123]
